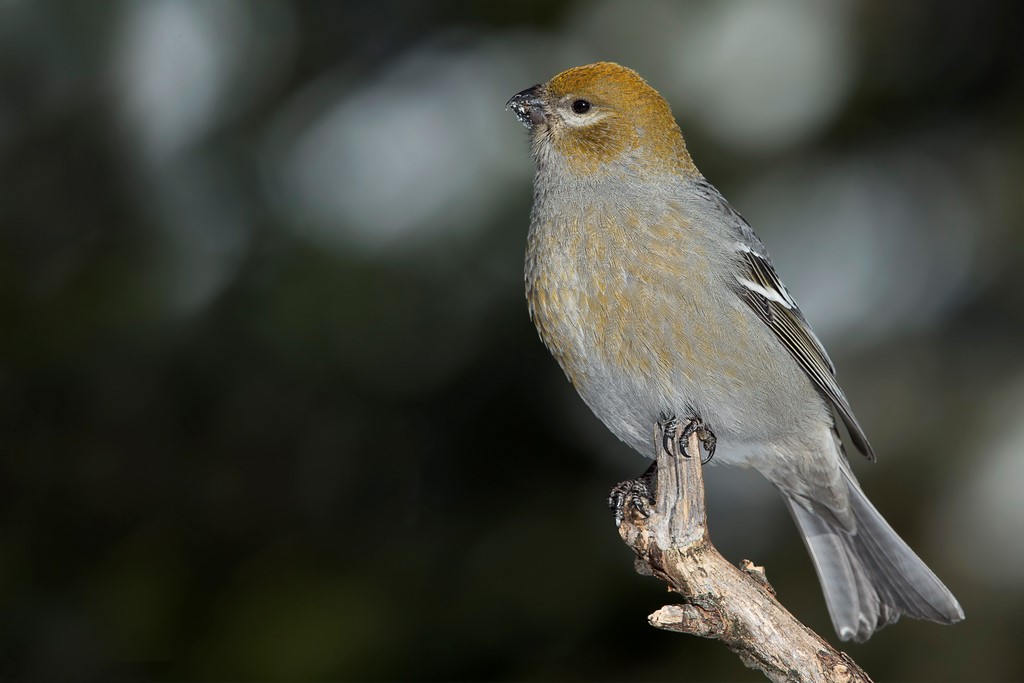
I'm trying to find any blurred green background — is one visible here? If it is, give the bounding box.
[2,0,1024,680]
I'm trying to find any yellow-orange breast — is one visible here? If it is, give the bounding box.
[526,203,750,395]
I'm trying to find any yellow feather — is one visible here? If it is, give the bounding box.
[541,62,698,177]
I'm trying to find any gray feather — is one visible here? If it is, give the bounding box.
[690,178,876,461]
[784,470,964,642]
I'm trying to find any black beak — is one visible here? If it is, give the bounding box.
[506,84,546,128]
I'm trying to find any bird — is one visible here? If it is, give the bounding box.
[506,61,963,642]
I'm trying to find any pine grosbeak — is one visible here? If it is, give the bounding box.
[507,62,963,642]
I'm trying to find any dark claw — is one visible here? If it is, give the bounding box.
[680,419,699,458]
[699,429,717,464]
[680,416,717,464]
[609,461,658,527]
[658,413,680,457]
[608,481,650,526]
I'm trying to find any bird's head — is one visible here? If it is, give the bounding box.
[507,62,697,179]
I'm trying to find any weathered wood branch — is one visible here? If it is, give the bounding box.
[612,422,873,683]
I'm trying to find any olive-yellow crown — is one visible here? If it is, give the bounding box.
[536,62,697,177]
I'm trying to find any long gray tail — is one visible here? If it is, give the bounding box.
[783,472,964,642]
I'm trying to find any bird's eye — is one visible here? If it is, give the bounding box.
[571,99,591,114]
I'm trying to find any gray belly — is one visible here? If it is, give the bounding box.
[526,220,828,468]
[564,299,829,467]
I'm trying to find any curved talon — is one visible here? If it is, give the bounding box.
[609,483,651,527]
[680,419,700,458]
[609,465,656,527]
[678,416,717,463]
[699,428,717,464]
[658,414,680,457]
[631,495,651,519]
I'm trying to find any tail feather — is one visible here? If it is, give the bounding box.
[784,473,964,642]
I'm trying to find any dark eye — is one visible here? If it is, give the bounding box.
[571,99,591,114]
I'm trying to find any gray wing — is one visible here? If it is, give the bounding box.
[692,179,876,461]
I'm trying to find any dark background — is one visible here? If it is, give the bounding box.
[2,0,1024,680]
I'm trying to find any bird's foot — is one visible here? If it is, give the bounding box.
[682,417,717,464]
[609,461,657,527]
[659,414,682,457]
[662,413,717,464]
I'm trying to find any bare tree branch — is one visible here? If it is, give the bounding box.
[611,422,873,683]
